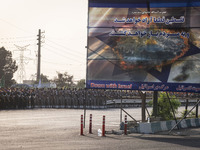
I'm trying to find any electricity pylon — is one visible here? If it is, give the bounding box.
[14,44,30,83]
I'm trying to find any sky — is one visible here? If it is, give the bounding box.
[0,0,88,83]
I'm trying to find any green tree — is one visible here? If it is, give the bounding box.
[0,47,18,87]
[32,74,50,84]
[149,92,181,120]
[0,75,5,87]
[53,71,74,88]
[76,79,85,89]
[41,74,49,83]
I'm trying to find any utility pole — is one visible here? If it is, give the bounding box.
[37,29,45,83]
[37,29,41,83]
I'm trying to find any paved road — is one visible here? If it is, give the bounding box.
[0,108,199,150]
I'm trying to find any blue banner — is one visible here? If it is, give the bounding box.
[87,80,200,93]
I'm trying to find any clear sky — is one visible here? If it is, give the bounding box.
[0,0,88,83]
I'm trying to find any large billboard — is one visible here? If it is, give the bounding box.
[86,0,200,93]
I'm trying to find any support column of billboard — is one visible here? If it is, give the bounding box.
[152,91,158,117]
[139,91,146,122]
[196,99,199,118]
[184,93,189,119]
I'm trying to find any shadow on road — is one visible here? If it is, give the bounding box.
[128,134,200,148]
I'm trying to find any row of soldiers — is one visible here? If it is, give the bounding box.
[0,88,139,109]
[1,88,199,110]
[0,88,108,109]
[0,88,149,109]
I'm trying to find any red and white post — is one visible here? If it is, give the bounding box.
[102,115,105,137]
[89,114,92,134]
[80,115,84,135]
[124,115,127,135]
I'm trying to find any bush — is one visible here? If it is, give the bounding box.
[149,92,181,120]
[181,110,196,118]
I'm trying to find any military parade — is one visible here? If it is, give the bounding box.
[0,88,104,109]
[1,87,199,110]
[0,88,141,109]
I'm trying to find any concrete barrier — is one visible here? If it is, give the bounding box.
[121,118,200,134]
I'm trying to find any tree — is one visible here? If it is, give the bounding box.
[76,79,85,89]
[41,74,50,83]
[32,73,50,84]
[53,71,74,88]
[0,47,18,87]
[149,92,181,120]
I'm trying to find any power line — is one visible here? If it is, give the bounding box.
[42,59,85,66]
[44,44,85,60]
[0,35,35,40]
[0,18,34,34]
[45,38,85,57]
[0,39,36,44]
[44,43,85,59]
[42,47,84,63]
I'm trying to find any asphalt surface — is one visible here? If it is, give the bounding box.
[0,108,199,150]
